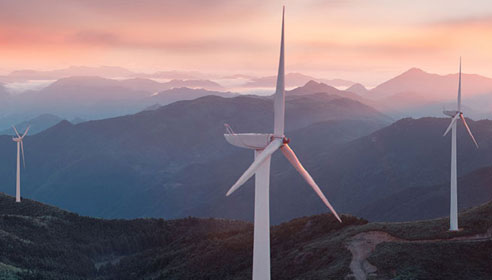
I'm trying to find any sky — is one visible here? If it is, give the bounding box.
[1,0,492,85]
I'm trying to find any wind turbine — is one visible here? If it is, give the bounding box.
[223,7,341,280]
[442,58,478,231]
[12,125,29,203]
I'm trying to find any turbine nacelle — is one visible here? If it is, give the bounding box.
[224,132,271,150]
[11,125,29,168]
[223,130,290,150]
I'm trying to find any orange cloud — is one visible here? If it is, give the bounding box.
[1,0,492,85]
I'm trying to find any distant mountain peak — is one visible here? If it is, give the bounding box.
[289,80,340,96]
[0,113,64,135]
[405,67,426,74]
[304,80,322,87]
[346,83,369,95]
[45,119,73,131]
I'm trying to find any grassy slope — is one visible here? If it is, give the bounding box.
[0,193,490,279]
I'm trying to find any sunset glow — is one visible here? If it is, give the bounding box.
[1,0,492,84]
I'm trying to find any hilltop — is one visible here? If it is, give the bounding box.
[0,193,490,279]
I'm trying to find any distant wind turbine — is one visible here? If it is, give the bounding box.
[442,58,478,231]
[223,7,341,280]
[12,125,29,203]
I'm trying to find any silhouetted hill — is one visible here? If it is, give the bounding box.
[289,80,352,96]
[179,117,492,224]
[359,166,492,222]
[346,83,370,95]
[372,68,492,98]
[368,68,492,119]
[5,98,492,225]
[2,77,233,124]
[3,107,492,225]
[0,114,63,135]
[244,73,354,88]
[302,117,492,219]
[0,193,490,279]
[0,94,389,221]
[151,87,235,105]
[288,81,373,109]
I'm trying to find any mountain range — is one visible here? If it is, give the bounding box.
[371,67,492,99]
[0,66,355,89]
[0,114,64,135]
[0,92,390,222]
[1,89,492,225]
[0,192,490,279]
[0,77,370,133]
[243,72,355,88]
[346,83,370,95]
[368,68,492,118]
[360,166,492,222]
[0,77,236,130]
[1,67,492,226]
[165,116,492,224]
[3,66,492,129]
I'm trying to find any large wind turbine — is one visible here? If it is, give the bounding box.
[12,125,29,203]
[223,7,341,280]
[442,58,478,231]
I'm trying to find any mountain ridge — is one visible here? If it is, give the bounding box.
[0,192,490,279]
[0,93,390,222]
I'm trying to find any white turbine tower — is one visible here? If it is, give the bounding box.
[12,125,29,203]
[442,58,478,231]
[224,7,341,280]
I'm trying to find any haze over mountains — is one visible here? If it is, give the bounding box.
[371,68,492,99]
[242,72,355,88]
[0,91,390,222]
[346,83,370,95]
[0,76,235,129]
[0,66,136,82]
[1,86,492,225]
[2,65,492,132]
[3,65,492,131]
[1,65,492,225]
[0,114,63,136]
[368,68,492,118]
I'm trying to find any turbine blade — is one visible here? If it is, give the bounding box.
[12,126,20,138]
[273,7,285,137]
[226,139,283,196]
[22,125,30,138]
[443,114,459,136]
[460,114,479,148]
[280,144,342,223]
[458,57,462,112]
[20,140,25,168]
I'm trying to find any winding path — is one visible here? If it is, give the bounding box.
[345,227,492,280]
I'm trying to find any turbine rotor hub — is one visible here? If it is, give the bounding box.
[269,135,290,144]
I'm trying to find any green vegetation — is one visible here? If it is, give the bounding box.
[0,193,490,279]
